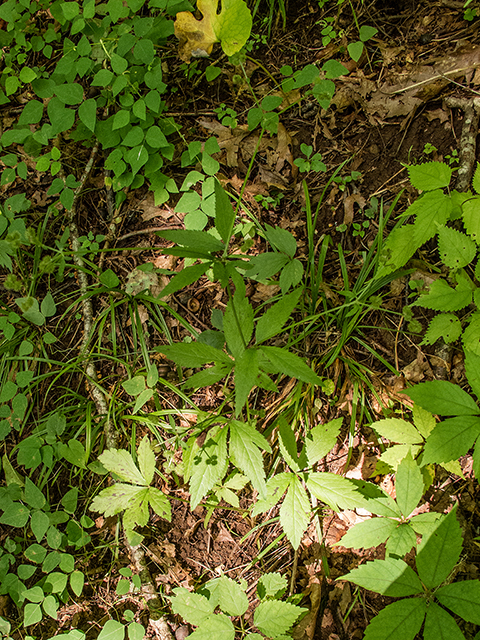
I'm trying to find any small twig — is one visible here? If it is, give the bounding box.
[444,96,480,192]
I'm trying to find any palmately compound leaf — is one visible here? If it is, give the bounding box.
[423,602,464,640]
[174,0,252,62]
[416,507,463,589]
[98,448,147,485]
[395,453,423,518]
[279,474,310,550]
[421,313,462,346]
[408,161,452,191]
[371,418,423,445]
[342,558,423,597]
[189,426,229,509]
[217,575,249,617]
[188,613,235,640]
[363,598,427,640]
[260,346,322,386]
[229,420,270,498]
[306,472,367,512]
[404,380,480,416]
[336,517,397,550]
[413,277,472,312]
[422,415,480,465]
[378,444,422,473]
[122,487,150,532]
[409,512,441,536]
[254,599,308,638]
[90,484,145,517]
[412,403,436,439]
[155,342,232,368]
[137,436,155,486]
[250,472,291,516]
[437,225,477,269]
[255,287,302,344]
[170,587,215,626]
[435,580,480,624]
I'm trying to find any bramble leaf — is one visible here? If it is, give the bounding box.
[385,523,416,558]
[189,427,228,509]
[413,277,472,312]
[421,313,462,346]
[408,162,452,191]
[90,484,145,517]
[170,588,214,626]
[254,600,308,637]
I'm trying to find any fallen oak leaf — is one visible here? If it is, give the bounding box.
[174,0,252,63]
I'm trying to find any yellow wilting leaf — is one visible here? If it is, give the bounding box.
[175,0,252,63]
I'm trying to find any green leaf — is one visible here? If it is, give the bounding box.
[405,380,479,416]
[306,473,363,511]
[234,348,259,415]
[145,125,168,148]
[158,263,210,299]
[323,59,349,79]
[78,98,96,132]
[70,571,85,597]
[25,543,47,563]
[214,179,235,245]
[462,195,480,242]
[148,487,171,521]
[377,224,418,274]
[277,416,301,471]
[0,501,30,527]
[465,350,480,401]
[363,598,427,640]
[423,602,465,640]
[97,619,125,640]
[414,276,472,312]
[413,190,452,246]
[24,477,46,510]
[42,594,58,619]
[170,587,214,626]
[408,162,452,191]
[137,436,155,485]
[254,600,308,637]
[371,418,423,445]
[157,342,231,367]
[158,229,224,253]
[260,346,322,385]
[184,362,233,388]
[422,313,462,345]
[248,252,289,280]
[92,69,114,87]
[90,484,145,517]
[395,453,423,517]
[217,575,248,616]
[30,510,50,543]
[416,507,463,589]
[343,558,423,596]
[304,418,342,466]
[280,474,310,549]
[435,580,480,624]
[255,288,302,344]
[348,40,364,62]
[337,517,397,550]
[189,613,235,640]
[409,512,442,535]
[18,100,44,125]
[385,523,417,558]
[224,292,254,359]
[257,572,288,599]
[229,420,270,496]
[437,225,476,269]
[422,415,480,464]
[189,427,228,509]
[359,25,378,41]
[55,83,84,105]
[99,449,147,484]
[24,602,42,627]
[250,472,291,516]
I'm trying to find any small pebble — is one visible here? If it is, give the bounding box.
[175,625,190,640]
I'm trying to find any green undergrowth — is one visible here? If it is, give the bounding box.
[0,0,479,639]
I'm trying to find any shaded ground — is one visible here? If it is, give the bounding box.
[3,0,480,638]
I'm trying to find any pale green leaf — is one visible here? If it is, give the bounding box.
[189,613,235,640]
[409,512,441,535]
[257,572,288,599]
[413,277,472,312]
[250,472,291,516]
[90,484,144,517]
[148,487,171,521]
[363,598,426,640]
[229,420,269,497]
[137,436,155,485]
[305,418,342,466]
[378,444,422,472]
[385,523,417,558]
[412,404,436,438]
[336,517,397,550]
[395,453,423,517]
[421,313,462,346]
[306,472,365,511]
[435,580,480,624]
[254,600,308,637]
[423,602,464,640]
[70,571,85,597]
[214,0,253,57]
[97,619,125,640]
[170,587,214,626]
[463,312,480,356]
[462,195,480,242]
[472,161,480,194]
[412,190,452,246]
[377,224,418,275]
[217,575,248,616]
[280,474,310,549]
[343,558,423,596]
[278,415,301,471]
[189,426,228,509]
[405,380,479,416]
[122,488,150,532]
[408,162,452,191]
[98,449,146,484]
[437,225,476,269]
[416,507,462,589]
[422,415,480,464]
[24,603,42,627]
[371,418,423,445]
